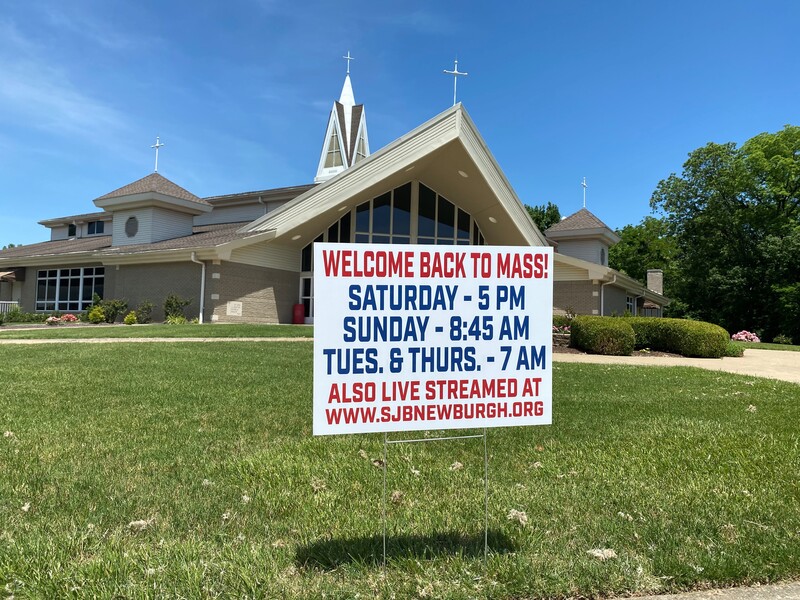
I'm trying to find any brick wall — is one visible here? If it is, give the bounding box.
[553,281,599,315]
[111,262,199,321]
[208,262,299,324]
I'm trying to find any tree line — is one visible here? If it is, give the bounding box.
[527,125,800,343]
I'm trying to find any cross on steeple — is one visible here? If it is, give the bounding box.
[343,51,354,75]
[581,177,588,208]
[151,136,165,173]
[443,59,468,106]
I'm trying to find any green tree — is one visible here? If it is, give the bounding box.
[1,243,18,250]
[525,202,561,232]
[609,216,676,289]
[651,125,800,341]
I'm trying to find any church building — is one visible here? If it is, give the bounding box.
[0,69,667,322]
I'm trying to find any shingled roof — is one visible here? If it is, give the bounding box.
[545,208,610,233]
[0,236,112,260]
[94,173,207,205]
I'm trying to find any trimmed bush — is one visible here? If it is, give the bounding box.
[571,316,634,356]
[725,342,745,357]
[123,311,137,325]
[624,317,730,358]
[87,306,106,324]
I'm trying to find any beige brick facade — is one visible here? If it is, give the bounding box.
[111,262,199,321]
[208,262,299,324]
[553,281,599,315]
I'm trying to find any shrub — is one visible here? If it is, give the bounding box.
[772,334,793,345]
[571,316,634,356]
[87,306,106,324]
[135,300,153,324]
[724,342,745,357]
[100,299,128,324]
[0,313,4,326]
[61,313,78,322]
[45,316,62,326]
[732,330,761,343]
[3,308,49,324]
[166,314,188,325]
[123,311,138,325]
[164,294,192,320]
[553,315,572,328]
[624,317,730,358]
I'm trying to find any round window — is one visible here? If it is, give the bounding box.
[125,216,139,238]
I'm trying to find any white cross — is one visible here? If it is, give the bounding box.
[581,177,588,208]
[443,59,468,106]
[343,51,354,75]
[151,136,165,173]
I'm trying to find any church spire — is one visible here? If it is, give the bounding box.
[315,55,370,184]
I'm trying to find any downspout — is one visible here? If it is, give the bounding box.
[600,275,617,316]
[190,252,206,324]
[257,195,267,215]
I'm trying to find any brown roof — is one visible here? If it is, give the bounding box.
[98,222,257,255]
[0,236,112,260]
[545,208,611,234]
[348,104,364,162]
[95,173,207,205]
[203,184,315,204]
[0,222,263,263]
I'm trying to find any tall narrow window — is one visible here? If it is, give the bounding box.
[324,129,343,168]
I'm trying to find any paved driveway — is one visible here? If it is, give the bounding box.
[554,348,800,385]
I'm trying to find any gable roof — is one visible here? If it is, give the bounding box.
[95,173,207,205]
[245,103,547,248]
[545,207,621,245]
[546,208,608,232]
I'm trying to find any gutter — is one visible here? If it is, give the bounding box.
[190,252,206,324]
[600,275,617,316]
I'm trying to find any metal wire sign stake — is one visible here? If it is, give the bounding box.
[312,244,553,570]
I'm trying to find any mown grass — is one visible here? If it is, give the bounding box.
[0,323,313,339]
[1,343,798,598]
[734,341,800,352]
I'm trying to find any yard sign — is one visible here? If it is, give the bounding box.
[313,244,553,436]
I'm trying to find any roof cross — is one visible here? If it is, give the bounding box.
[443,58,468,106]
[343,51,354,75]
[151,136,165,173]
[581,177,588,208]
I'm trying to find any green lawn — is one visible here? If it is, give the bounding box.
[1,343,798,598]
[0,323,313,339]
[734,341,800,352]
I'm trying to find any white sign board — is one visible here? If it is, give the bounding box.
[313,244,553,436]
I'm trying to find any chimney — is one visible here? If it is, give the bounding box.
[646,269,663,295]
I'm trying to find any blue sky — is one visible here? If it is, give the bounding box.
[1,1,798,246]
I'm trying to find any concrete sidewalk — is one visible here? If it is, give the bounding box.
[554,348,800,385]
[634,581,800,600]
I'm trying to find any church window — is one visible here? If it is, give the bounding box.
[354,133,367,163]
[324,128,343,168]
[36,267,104,312]
[87,221,105,235]
[299,181,485,318]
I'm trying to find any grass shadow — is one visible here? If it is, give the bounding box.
[295,529,516,569]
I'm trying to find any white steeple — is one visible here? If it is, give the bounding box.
[315,55,370,184]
